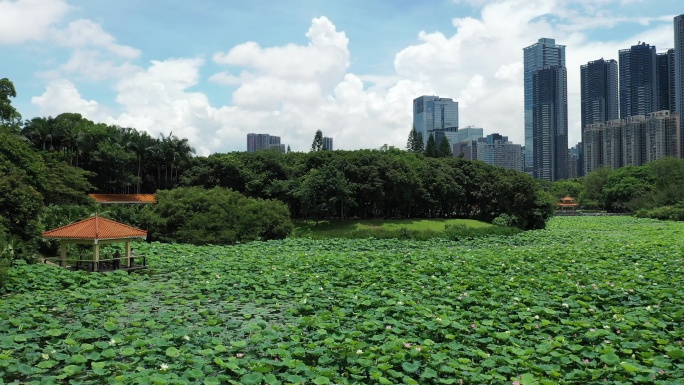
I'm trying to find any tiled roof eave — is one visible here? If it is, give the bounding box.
[42,234,147,241]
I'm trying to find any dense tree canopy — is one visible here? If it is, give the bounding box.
[20,113,195,193]
[180,149,555,229]
[0,127,92,245]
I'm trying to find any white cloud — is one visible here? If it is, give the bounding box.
[59,49,140,81]
[31,79,100,118]
[213,16,349,90]
[0,0,70,44]
[53,19,141,58]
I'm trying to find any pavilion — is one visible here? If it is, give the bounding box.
[42,215,147,272]
[557,196,579,212]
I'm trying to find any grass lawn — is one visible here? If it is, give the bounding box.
[292,217,491,238]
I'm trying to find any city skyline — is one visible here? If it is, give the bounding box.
[1,0,680,155]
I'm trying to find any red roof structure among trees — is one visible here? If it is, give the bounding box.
[88,194,156,204]
[42,215,147,240]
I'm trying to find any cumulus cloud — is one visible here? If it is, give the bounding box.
[27,2,676,154]
[31,79,100,118]
[0,0,70,44]
[53,19,141,58]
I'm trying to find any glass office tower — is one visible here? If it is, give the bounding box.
[523,38,565,173]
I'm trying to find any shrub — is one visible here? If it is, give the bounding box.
[635,203,684,221]
[443,223,521,241]
[492,213,513,227]
[139,187,293,245]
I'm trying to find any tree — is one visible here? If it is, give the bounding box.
[437,136,452,158]
[311,130,324,152]
[0,78,21,128]
[406,126,425,153]
[287,145,291,153]
[424,133,437,158]
[580,166,613,209]
[126,131,155,193]
[406,128,417,151]
[22,117,58,151]
[551,179,583,199]
[139,187,292,245]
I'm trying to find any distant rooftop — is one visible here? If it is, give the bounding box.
[89,194,156,204]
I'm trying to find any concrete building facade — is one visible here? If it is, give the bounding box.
[583,111,680,173]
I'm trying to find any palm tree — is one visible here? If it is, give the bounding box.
[157,132,195,188]
[22,116,56,151]
[126,131,155,193]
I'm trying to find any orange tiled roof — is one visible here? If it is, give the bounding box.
[88,194,156,204]
[43,216,147,240]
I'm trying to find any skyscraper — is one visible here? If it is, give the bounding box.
[323,137,333,151]
[413,96,459,144]
[532,65,568,181]
[580,58,618,175]
[523,38,566,173]
[675,15,684,157]
[656,49,676,112]
[580,59,619,129]
[619,42,657,119]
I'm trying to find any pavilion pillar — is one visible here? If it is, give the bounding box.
[60,242,67,268]
[94,242,100,272]
[125,240,132,268]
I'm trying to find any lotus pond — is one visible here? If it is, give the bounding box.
[2,216,684,384]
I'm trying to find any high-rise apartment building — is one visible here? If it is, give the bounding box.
[567,144,581,179]
[675,15,684,157]
[413,96,459,144]
[581,59,619,128]
[619,43,657,119]
[657,49,676,112]
[580,59,618,175]
[247,133,281,153]
[583,111,680,173]
[531,65,568,181]
[523,38,566,173]
[323,137,333,151]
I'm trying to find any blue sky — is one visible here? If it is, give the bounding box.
[1,0,680,154]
